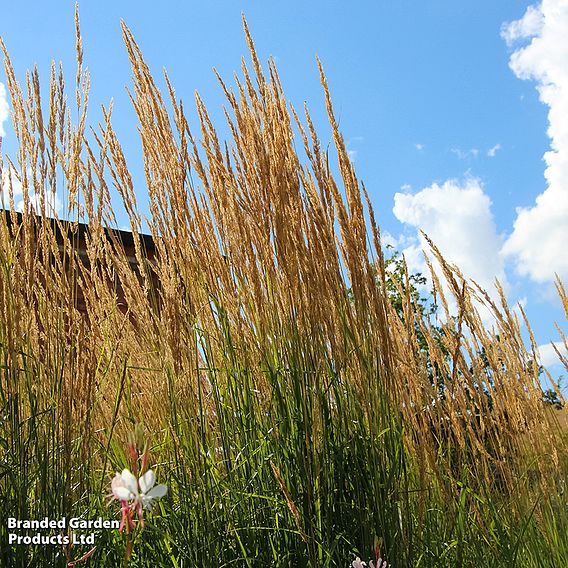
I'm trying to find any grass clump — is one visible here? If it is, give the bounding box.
[1,10,567,567]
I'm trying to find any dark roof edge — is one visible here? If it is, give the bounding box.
[1,209,156,252]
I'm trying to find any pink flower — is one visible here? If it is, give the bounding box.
[352,556,389,568]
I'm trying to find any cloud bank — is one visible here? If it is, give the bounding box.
[501,0,568,282]
[538,340,568,367]
[392,1,568,315]
[393,178,507,301]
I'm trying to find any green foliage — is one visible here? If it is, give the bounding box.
[2,298,567,566]
[382,246,449,393]
[543,388,564,410]
[383,245,436,321]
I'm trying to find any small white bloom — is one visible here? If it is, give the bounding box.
[352,558,367,568]
[111,468,167,510]
[138,469,167,510]
[111,469,138,501]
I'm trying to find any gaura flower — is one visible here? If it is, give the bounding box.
[111,469,138,502]
[369,561,389,568]
[138,469,167,510]
[111,468,167,509]
[352,556,389,568]
[110,468,167,532]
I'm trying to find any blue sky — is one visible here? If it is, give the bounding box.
[0,1,566,379]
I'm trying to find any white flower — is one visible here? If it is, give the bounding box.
[111,468,167,510]
[111,469,138,501]
[138,469,168,510]
[352,557,389,568]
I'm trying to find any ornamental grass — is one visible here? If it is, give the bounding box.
[0,9,567,567]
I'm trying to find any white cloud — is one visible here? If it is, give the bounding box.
[501,5,544,46]
[393,178,508,307]
[538,340,567,367]
[501,0,568,282]
[28,191,63,216]
[451,147,479,160]
[381,230,415,251]
[415,143,425,151]
[381,231,399,250]
[0,82,9,138]
[487,143,502,157]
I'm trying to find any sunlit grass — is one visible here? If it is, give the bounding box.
[0,8,567,567]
